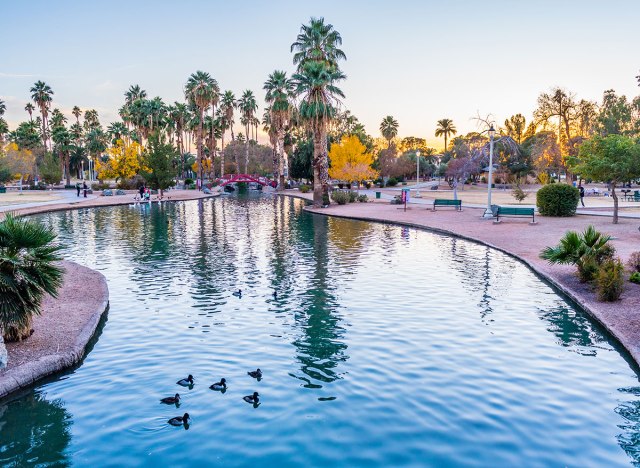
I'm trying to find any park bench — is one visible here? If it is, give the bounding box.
[433,199,462,211]
[496,206,535,223]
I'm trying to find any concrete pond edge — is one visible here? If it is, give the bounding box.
[0,262,109,400]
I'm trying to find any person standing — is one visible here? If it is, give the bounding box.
[83,181,88,198]
[139,185,145,199]
[579,184,585,207]
[76,182,81,197]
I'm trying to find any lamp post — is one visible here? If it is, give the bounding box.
[416,150,421,197]
[483,124,496,218]
[81,160,84,180]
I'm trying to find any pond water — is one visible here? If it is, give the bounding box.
[1,194,640,466]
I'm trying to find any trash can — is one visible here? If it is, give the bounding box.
[0,187,5,194]
[375,191,381,199]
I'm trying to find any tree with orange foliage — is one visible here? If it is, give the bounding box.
[328,135,378,185]
[96,139,145,182]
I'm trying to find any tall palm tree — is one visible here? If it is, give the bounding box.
[291,17,347,206]
[107,122,128,143]
[262,108,278,182]
[72,106,82,124]
[84,109,100,131]
[0,119,8,147]
[264,70,295,190]
[0,214,63,342]
[220,91,236,141]
[0,99,5,116]
[30,81,54,150]
[291,17,346,69]
[238,90,257,173]
[184,71,218,186]
[379,116,399,148]
[125,85,147,106]
[52,126,73,185]
[435,118,457,153]
[293,60,345,207]
[24,103,35,122]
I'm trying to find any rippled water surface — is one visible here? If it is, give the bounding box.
[2,194,640,466]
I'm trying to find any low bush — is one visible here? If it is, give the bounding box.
[117,175,145,190]
[627,252,640,273]
[512,185,528,203]
[348,191,358,203]
[364,182,372,189]
[536,184,579,217]
[331,191,349,205]
[92,182,111,190]
[387,177,398,187]
[299,184,310,193]
[322,192,330,206]
[630,272,640,284]
[596,258,625,301]
[357,194,368,203]
[184,178,194,186]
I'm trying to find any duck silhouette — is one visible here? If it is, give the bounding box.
[232,289,242,298]
[209,378,227,391]
[160,393,180,404]
[247,369,262,379]
[177,375,194,387]
[243,392,259,404]
[168,413,190,426]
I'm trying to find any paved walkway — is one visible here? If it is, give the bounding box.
[0,190,98,213]
[288,191,640,367]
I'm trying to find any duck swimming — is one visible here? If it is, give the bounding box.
[177,375,194,386]
[160,393,180,404]
[209,378,227,391]
[168,413,190,426]
[232,289,242,297]
[247,368,262,379]
[243,392,259,404]
[273,291,278,300]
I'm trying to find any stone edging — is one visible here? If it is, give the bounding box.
[0,262,109,399]
[299,203,640,368]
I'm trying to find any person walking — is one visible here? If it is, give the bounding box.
[139,185,145,199]
[76,182,81,197]
[579,184,585,207]
[83,181,88,198]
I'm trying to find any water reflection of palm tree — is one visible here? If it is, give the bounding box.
[291,214,348,388]
[0,393,72,466]
[537,305,602,352]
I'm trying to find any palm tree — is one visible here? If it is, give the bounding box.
[379,116,398,148]
[84,109,100,131]
[0,119,8,147]
[0,99,5,116]
[293,60,345,206]
[72,106,82,124]
[184,71,218,186]
[435,118,457,153]
[52,125,74,185]
[25,103,35,122]
[107,122,128,143]
[125,85,147,106]
[291,17,346,69]
[262,108,278,182]
[238,90,257,173]
[0,214,63,342]
[30,81,54,150]
[264,70,295,190]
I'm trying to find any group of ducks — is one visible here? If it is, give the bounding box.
[232,289,279,300]
[162,368,263,427]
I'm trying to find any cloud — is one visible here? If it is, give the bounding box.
[0,72,37,78]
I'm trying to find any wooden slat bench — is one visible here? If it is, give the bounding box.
[496,206,535,223]
[433,199,462,211]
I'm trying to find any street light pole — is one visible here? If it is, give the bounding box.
[483,124,496,218]
[416,150,421,197]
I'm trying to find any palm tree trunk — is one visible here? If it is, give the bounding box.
[277,127,285,191]
[221,133,225,178]
[244,123,250,173]
[197,109,204,189]
[65,150,71,186]
[312,123,329,207]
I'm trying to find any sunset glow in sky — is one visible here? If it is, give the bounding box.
[1,0,639,149]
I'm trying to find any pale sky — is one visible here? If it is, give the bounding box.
[1,0,639,149]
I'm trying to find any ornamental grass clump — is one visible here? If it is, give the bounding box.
[0,214,63,342]
[330,191,349,205]
[627,252,640,273]
[540,225,614,283]
[596,258,625,301]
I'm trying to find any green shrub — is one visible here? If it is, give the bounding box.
[357,194,368,203]
[92,182,111,190]
[627,252,640,273]
[596,258,625,301]
[536,184,579,216]
[184,178,194,186]
[387,177,398,187]
[364,181,372,189]
[322,192,330,206]
[348,191,358,203]
[630,272,640,284]
[331,191,349,205]
[299,184,310,193]
[117,175,145,190]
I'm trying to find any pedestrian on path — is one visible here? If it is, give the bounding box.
[83,181,88,198]
[579,185,585,207]
[76,183,81,197]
